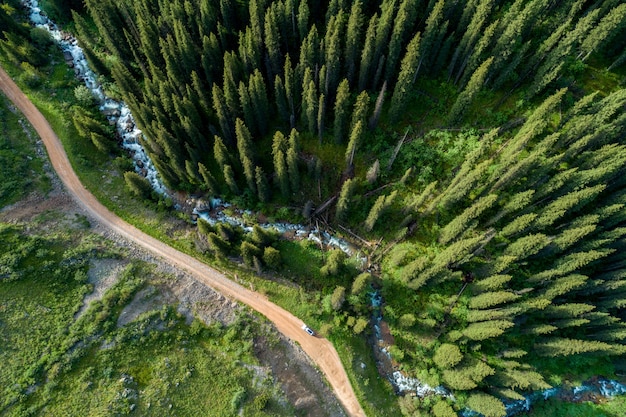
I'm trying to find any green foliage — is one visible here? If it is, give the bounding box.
[433,344,463,370]
[432,400,457,417]
[320,249,347,277]
[124,171,153,200]
[330,285,346,311]
[466,392,506,417]
[73,84,95,107]
[352,272,372,295]
[262,246,282,270]
[336,178,358,222]
[0,93,49,206]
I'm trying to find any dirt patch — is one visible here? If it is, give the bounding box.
[75,258,128,319]
[0,191,75,223]
[254,330,347,417]
[117,284,171,327]
[164,272,240,326]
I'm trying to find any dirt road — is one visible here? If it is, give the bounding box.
[0,65,366,417]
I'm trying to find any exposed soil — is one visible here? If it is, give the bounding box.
[254,331,348,417]
[0,67,362,416]
[76,258,128,320]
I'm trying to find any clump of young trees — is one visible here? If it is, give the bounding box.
[196,220,282,273]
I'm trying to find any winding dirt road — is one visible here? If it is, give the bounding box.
[0,65,366,417]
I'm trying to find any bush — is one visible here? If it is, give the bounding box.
[230,387,246,413]
[74,85,96,107]
[432,400,457,417]
[29,27,53,49]
[330,286,346,311]
[124,171,152,200]
[433,344,463,369]
[466,393,506,417]
[320,249,346,276]
[262,246,282,270]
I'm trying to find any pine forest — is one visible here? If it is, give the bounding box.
[2,0,626,415]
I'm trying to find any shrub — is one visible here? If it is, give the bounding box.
[262,246,282,270]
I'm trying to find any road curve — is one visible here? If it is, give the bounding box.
[0,65,366,417]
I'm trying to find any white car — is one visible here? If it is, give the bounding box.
[302,324,315,336]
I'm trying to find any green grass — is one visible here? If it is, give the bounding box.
[330,331,403,417]
[0,92,50,206]
[0,216,292,417]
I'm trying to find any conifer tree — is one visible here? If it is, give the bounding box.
[263,246,282,269]
[364,191,397,232]
[344,1,364,83]
[324,10,344,96]
[287,146,299,194]
[433,344,464,369]
[371,0,397,89]
[272,132,290,196]
[235,118,256,193]
[420,0,447,76]
[350,91,370,132]
[389,32,421,123]
[255,166,270,202]
[578,4,626,62]
[299,25,320,73]
[198,162,219,193]
[212,84,233,144]
[385,0,418,82]
[223,164,239,194]
[303,79,318,134]
[439,194,498,245]
[463,320,515,341]
[283,55,297,129]
[345,121,364,169]
[333,79,351,143]
[274,75,290,124]
[241,240,262,266]
[447,56,494,125]
[336,178,358,221]
[321,249,346,276]
[222,52,241,117]
[124,171,153,200]
[448,0,493,82]
[213,135,231,172]
[297,0,309,41]
[358,13,378,91]
[535,338,617,357]
[466,393,505,417]
[249,69,270,134]
[264,4,282,77]
[239,26,261,74]
[352,272,372,295]
[238,81,256,134]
